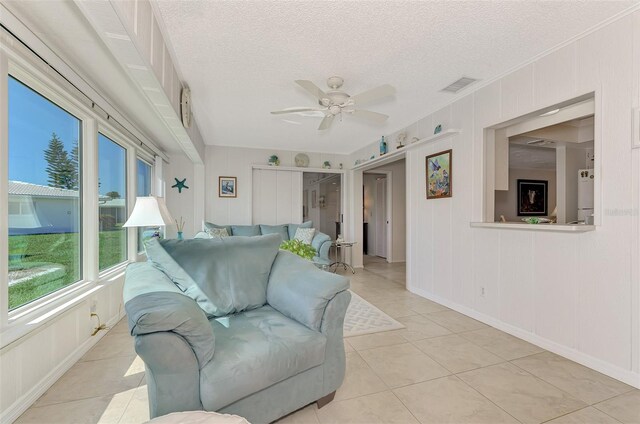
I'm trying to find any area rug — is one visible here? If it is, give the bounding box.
[343,291,405,337]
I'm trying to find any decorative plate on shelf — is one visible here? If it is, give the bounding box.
[295,153,310,167]
[521,217,552,224]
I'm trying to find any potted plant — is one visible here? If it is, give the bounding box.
[279,239,316,260]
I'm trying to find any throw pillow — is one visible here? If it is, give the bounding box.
[206,227,229,238]
[204,222,233,236]
[294,227,316,245]
[259,224,289,242]
[159,234,281,317]
[288,220,313,240]
[193,231,212,239]
[230,224,261,236]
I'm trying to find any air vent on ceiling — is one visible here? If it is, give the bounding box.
[440,77,479,93]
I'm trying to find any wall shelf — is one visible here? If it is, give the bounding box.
[251,164,345,174]
[351,129,461,171]
[470,222,596,232]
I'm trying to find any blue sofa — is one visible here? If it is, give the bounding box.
[204,221,332,265]
[124,234,350,423]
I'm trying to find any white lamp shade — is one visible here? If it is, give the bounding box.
[123,196,175,228]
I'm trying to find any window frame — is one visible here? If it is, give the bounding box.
[96,129,130,274]
[0,32,154,345]
[135,157,154,254]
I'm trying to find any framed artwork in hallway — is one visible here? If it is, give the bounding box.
[219,176,237,198]
[426,149,452,199]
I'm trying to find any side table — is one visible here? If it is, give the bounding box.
[330,241,356,274]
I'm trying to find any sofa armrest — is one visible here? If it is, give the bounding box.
[135,332,203,418]
[267,250,349,331]
[312,232,332,261]
[124,263,215,369]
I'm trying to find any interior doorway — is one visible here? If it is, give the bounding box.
[362,158,406,266]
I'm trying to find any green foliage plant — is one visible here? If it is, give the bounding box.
[280,239,316,260]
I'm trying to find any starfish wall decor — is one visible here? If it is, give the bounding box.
[172,178,189,193]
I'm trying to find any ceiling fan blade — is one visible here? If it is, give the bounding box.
[351,84,395,105]
[318,114,335,130]
[295,80,327,100]
[350,109,389,123]
[271,107,322,115]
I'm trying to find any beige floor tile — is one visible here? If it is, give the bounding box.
[405,298,450,315]
[15,389,135,424]
[459,327,544,360]
[316,391,419,424]
[395,315,451,341]
[458,362,587,424]
[413,335,504,373]
[359,343,449,388]
[595,390,640,423]
[81,330,137,362]
[423,310,487,333]
[343,339,355,353]
[276,404,320,424]
[117,385,149,424]
[373,301,419,319]
[335,352,388,401]
[110,318,130,334]
[346,330,407,351]
[35,356,145,407]
[394,375,519,423]
[546,407,622,424]
[512,352,634,404]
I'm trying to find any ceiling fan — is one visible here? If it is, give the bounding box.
[271,76,395,130]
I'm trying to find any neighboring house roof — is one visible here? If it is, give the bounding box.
[9,181,116,203]
[9,180,78,198]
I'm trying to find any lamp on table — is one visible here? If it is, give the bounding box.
[123,196,175,240]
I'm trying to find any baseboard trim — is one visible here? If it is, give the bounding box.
[1,312,125,424]
[409,286,640,389]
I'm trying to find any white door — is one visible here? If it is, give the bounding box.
[252,169,303,224]
[375,177,387,258]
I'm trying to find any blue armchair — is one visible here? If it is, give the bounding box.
[124,235,350,423]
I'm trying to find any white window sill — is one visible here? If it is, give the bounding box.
[470,222,596,232]
[1,263,128,349]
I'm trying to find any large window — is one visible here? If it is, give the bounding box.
[136,159,152,251]
[98,134,127,270]
[7,76,82,310]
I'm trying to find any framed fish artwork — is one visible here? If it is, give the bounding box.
[426,149,452,199]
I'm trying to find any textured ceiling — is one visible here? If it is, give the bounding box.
[156,0,633,154]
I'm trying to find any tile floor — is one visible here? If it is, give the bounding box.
[16,256,640,424]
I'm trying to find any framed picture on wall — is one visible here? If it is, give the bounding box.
[426,149,452,199]
[517,179,547,216]
[219,176,237,198]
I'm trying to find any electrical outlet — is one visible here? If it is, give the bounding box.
[480,287,486,297]
[89,299,97,313]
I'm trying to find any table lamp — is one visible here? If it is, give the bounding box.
[123,196,175,238]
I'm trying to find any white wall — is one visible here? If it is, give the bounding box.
[495,168,557,222]
[350,11,640,387]
[205,146,347,226]
[165,153,205,238]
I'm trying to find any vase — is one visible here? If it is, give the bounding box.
[177,231,184,240]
